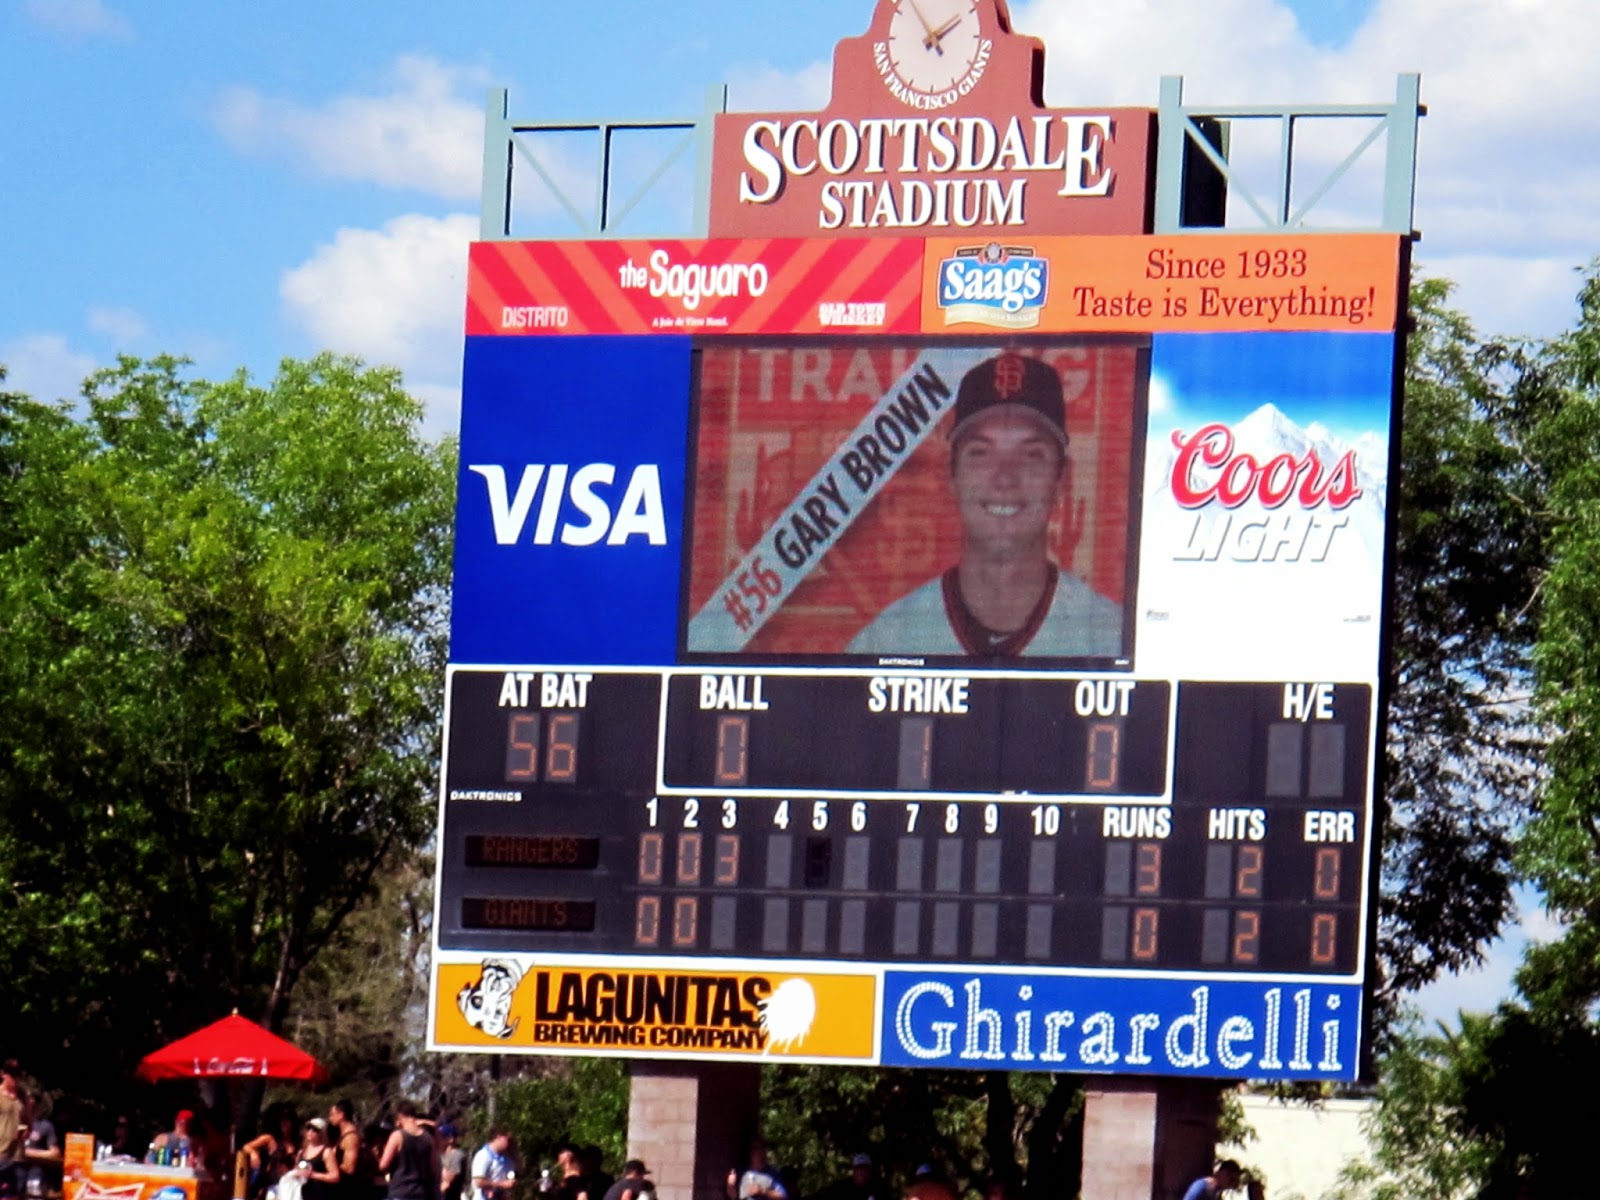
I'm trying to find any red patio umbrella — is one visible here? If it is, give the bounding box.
[135,1012,330,1085]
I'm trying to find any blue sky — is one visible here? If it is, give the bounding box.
[3,0,1593,1022]
[1150,332,1395,447]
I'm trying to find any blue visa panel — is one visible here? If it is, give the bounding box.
[881,970,1361,1081]
[450,336,693,666]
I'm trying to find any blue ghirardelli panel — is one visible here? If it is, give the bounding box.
[450,336,693,666]
[880,970,1362,1080]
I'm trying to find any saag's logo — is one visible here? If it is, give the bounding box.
[937,243,1048,329]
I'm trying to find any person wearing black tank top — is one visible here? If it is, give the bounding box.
[378,1102,439,1200]
[297,1119,342,1200]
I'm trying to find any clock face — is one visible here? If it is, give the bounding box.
[886,0,984,98]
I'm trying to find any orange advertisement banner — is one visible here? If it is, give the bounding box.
[435,960,876,1060]
[467,239,924,337]
[921,234,1402,334]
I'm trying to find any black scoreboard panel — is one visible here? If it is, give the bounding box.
[438,668,1367,975]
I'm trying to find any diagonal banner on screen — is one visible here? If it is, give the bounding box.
[687,346,994,653]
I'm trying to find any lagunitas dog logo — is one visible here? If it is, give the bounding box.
[1165,405,1374,564]
[937,243,1048,329]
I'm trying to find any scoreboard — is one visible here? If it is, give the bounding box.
[429,233,1404,1081]
[440,670,1366,977]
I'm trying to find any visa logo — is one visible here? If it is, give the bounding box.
[468,464,668,546]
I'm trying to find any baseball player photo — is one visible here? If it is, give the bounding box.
[684,338,1142,663]
[846,351,1122,657]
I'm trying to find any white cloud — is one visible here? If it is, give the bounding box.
[87,305,147,345]
[0,333,98,404]
[215,56,489,200]
[725,60,833,112]
[1000,0,1599,336]
[280,212,475,430]
[1409,887,1566,1022]
[25,0,131,39]
[1416,253,1586,342]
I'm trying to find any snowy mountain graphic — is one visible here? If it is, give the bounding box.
[1148,402,1388,563]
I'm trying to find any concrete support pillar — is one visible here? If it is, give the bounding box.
[627,1062,762,1200]
[1079,1079,1222,1200]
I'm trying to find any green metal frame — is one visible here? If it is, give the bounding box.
[1153,74,1423,235]
[479,85,728,240]
[480,75,1422,240]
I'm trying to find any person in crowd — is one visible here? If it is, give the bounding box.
[362,1126,390,1200]
[574,1146,610,1200]
[106,1116,137,1160]
[0,1068,23,1199]
[905,1164,954,1200]
[294,1119,342,1200]
[600,1161,652,1200]
[548,1144,580,1200]
[1181,1160,1263,1200]
[813,1154,881,1200]
[148,1109,198,1164]
[243,1106,301,1200]
[469,1129,515,1200]
[437,1125,465,1200]
[193,1109,233,1181]
[330,1101,375,1200]
[377,1102,438,1200]
[20,1095,60,1200]
[726,1138,785,1200]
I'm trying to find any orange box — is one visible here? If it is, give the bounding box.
[921,234,1402,334]
[436,961,876,1060]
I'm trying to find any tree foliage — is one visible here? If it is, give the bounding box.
[760,1067,1081,1199]
[0,354,454,1118]
[1347,263,1600,1196]
[1377,278,1545,1006]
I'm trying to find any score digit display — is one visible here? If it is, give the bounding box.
[430,232,1403,1084]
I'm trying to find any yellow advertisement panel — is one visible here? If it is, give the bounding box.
[435,959,876,1060]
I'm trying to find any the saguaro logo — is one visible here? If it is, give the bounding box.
[708,0,1152,239]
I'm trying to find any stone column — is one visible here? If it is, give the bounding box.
[1079,1079,1222,1200]
[627,1062,763,1200]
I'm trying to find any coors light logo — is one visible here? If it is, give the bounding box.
[1170,422,1361,510]
[1163,405,1382,564]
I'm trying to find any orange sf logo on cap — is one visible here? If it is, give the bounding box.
[993,354,1027,400]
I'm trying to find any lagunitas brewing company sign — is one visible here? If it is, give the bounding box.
[708,0,1154,237]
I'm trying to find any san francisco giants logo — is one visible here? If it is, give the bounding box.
[993,354,1027,400]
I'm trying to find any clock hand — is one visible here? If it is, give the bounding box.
[925,15,961,50]
[906,0,938,40]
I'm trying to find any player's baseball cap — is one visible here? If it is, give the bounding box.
[850,1155,873,1169]
[951,353,1068,449]
[624,1161,652,1176]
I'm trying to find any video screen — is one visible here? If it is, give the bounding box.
[682,337,1147,665]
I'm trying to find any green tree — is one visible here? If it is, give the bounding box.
[1377,278,1546,1010]
[1340,263,1600,1198]
[0,353,454,1122]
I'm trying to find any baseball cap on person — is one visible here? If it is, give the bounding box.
[850,1155,872,1169]
[950,353,1068,449]
[176,1110,195,1123]
[623,1161,651,1176]
[438,1124,458,1138]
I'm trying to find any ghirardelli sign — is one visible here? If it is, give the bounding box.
[709,0,1154,238]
